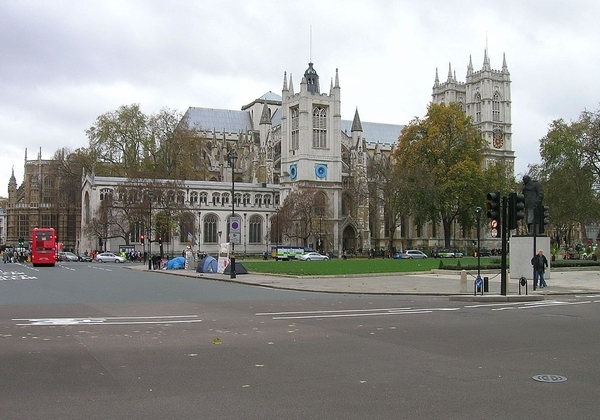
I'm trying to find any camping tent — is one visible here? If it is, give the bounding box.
[166,256,186,270]
[196,255,218,273]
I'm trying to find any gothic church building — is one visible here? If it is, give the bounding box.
[75,51,514,256]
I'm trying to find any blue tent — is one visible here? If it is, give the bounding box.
[166,256,186,270]
[196,255,218,273]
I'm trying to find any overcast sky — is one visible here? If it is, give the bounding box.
[2,0,599,197]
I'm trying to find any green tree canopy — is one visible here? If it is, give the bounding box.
[85,104,208,180]
[537,114,600,241]
[393,102,488,247]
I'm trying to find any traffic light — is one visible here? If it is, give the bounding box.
[507,193,525,230]
[486,192,501,237]
[18,237,24,247]
[538,204,550,234]
[158,237,163,246]
[140,234,145,245]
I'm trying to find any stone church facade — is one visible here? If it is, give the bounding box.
[6,51,514,257]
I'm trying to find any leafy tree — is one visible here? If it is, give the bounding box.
[86,104,149,177]
[85,104,208,180]
[278,188,329,249]
[368,151,409,255]
[393,102,488,247]
[537,117,600,242]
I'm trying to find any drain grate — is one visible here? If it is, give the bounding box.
[532,374,567,383]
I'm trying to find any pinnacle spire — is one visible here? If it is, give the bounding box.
[467,55,473,76]
[447,63,453,82]
[351,108,363,133]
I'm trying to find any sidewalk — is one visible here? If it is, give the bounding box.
[128,264,600,298]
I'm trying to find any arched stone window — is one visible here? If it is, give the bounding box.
[475,93,482,123]
[99,188,112,201]
[199,192,208,205]
[291,107,299,150]
[42,176,56,203]
[249,215,263,243]
[203,214,219,243]
[312,106,327,148]
[492,92,501,122]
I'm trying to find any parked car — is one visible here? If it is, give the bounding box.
[96,252,127,263]
[297,252,329,261]
[397,250,428,259]
[78,254,93,262]
[59,251,79,262]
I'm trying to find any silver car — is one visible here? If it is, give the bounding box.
[96,252,127,263]
[298,252,329,261]
[59,251,79,262]
[401,250,428,259]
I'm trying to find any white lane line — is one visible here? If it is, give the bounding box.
[255,307,414,316]
[517,300,592,309]
[258,307,460,320]
[271,310,434,320]
[13,314,201,326]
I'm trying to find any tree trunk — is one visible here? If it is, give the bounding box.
[442,218,452,248]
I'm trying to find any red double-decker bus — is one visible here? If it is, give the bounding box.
[31,227,57,267]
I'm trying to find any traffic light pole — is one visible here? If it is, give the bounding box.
[532,204,538,290]
[501,196,508,295]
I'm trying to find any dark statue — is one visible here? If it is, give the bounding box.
[521,175,544,234]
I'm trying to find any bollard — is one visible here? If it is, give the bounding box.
[484,276,489,293]
[518,276,528,295]
[460,270,467,293]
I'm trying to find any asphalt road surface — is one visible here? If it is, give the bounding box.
[1,262,599,419]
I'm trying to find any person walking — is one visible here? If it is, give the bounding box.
[531,249,549,289]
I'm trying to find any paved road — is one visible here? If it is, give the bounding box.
[133,264,600,296]
[1,262,600,419]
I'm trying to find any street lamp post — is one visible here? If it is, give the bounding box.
[228,150,237,279]
[148,191,153,270]
[475,206,482,280]
[319,213,323,254]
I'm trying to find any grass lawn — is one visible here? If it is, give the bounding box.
[241,257,495,276]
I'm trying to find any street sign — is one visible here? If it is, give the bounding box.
[491,220,498,229]
[491,228,498,238]
[230,217,241,244]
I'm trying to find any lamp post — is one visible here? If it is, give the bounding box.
[475,206,482,280]
[275,207,280,250]
[228,150,237,279]
[148,191,153,270]
[319,212,323,254]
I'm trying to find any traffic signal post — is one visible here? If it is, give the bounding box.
[488,192,550,294]
[486,192,532,296]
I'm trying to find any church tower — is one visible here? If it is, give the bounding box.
[280,63,343,249]
[432,50,515,170]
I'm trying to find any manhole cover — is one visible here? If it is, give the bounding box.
[532,374,567,383]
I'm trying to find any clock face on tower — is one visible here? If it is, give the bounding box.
[493,129,504,149]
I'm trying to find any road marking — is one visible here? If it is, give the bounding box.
[516,300,592,309]
[13,315,201,326]
[258,299,600,320]
[0,269,38,281]
[257,307,459,320]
